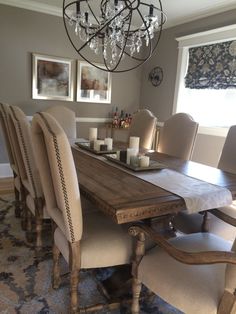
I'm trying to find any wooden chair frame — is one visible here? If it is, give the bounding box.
[129,211,236,314]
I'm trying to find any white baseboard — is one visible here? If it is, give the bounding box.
[0,163,13,178]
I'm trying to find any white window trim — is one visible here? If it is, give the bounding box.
[173,24,236,137]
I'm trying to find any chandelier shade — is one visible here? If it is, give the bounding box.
[63,0,166,72]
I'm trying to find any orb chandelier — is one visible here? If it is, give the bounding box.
[63,0,166,72]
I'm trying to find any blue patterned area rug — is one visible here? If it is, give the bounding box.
[0,195,182,314]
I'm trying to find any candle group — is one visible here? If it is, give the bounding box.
[89,128,97,142]
[129,136,140,150]
[104,137,113,150]
[94,140,104,151]
[127,148,139,164]
[139,156,150,167]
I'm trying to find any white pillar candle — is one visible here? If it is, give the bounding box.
[139,156,150,168]
[129,136,140,150]
[93,140,104,151]
[89,128,97,142]
[127,148,139,165]
[104,137,113,150]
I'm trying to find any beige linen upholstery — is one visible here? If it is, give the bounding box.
[158,112,198,160]
[45,105,76,139]
[129,109,157,150]
[9,105,49,248]
[137,233,233,314]
[0,103,22,217]
[173,125,236,240]
[31,112,134,313]
[131,230,236,314]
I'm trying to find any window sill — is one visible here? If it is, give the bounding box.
[198,126,228,137]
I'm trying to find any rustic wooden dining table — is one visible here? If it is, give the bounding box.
[71,145,236,224]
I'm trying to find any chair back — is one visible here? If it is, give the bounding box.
[9,106,43,199]
[129,109,157,149]
[45,106,76,139]
[4,105,27,182]
[218,125,236,174]
[32,112,83,243]
[0,103,15,167]
[158,113,198,160]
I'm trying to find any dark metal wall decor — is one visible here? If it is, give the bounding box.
[148,66,163,86]
[63,0,166,73]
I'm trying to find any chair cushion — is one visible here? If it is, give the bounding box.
[173,210,236,242]
[54,211,134,268]
[138,233,232,314]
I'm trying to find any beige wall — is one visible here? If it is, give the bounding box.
[1,4,235,167]
[0,4,141,163]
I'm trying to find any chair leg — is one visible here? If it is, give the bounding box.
[20,188,27,231]
[14,187,21,218]
[201,211,210,232]
[131,277,142,314]
[69,242,81,314]
[70,267,79,314]
[26,209,34,243]
[35,198,44,250]
[35,216,43,249]
[52,243,61,289]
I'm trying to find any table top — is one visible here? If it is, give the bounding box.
[72,146,236,224]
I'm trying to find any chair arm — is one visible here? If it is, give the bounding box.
[209,208,236,227]
[129,224,236,266]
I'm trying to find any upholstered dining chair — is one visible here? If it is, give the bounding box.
[31,112,134,313]
[129,109,157,150]
[0,103,22,217]
[173,125,236,240]
[157,112,199,160]
[130,224,236,314]
[45,105,77,139]
[9,105,49,248]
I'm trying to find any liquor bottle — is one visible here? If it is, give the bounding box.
[124,113,129,128]
[120,110,125,128]
[128,113,132,127]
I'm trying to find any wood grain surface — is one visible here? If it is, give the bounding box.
[72,147,236,224]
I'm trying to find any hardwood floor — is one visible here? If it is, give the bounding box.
[0,176,14,195]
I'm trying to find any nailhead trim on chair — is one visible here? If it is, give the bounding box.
[10,106,38,198]
[38,112,75,243]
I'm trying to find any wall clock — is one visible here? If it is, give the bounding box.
[148,66,163,87]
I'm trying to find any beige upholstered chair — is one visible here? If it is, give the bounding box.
[130,224,236,314]
[173,125,236,240]
[31,112,134,313]
[157,113,199,160]
[0,103,22,217]
[9,105,49,248]
[45,105,76,139]
[129,109,157,150]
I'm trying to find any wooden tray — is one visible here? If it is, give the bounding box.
[105,154,166,171]
[75,142,117,155]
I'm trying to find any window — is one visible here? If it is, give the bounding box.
[173,24,236,134]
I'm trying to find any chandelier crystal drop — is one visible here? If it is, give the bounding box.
[63,0,166,72]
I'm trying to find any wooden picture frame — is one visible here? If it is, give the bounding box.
[32,53,75,101]
[77,61,111,103]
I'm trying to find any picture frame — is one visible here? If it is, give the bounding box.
[77,61,111,103]
[32,53,75,101]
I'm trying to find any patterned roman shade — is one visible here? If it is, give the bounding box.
[185,40,236,89]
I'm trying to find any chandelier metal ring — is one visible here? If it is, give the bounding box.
[62,0,166,73]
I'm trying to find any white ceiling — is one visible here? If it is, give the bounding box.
[1,0,236,28]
